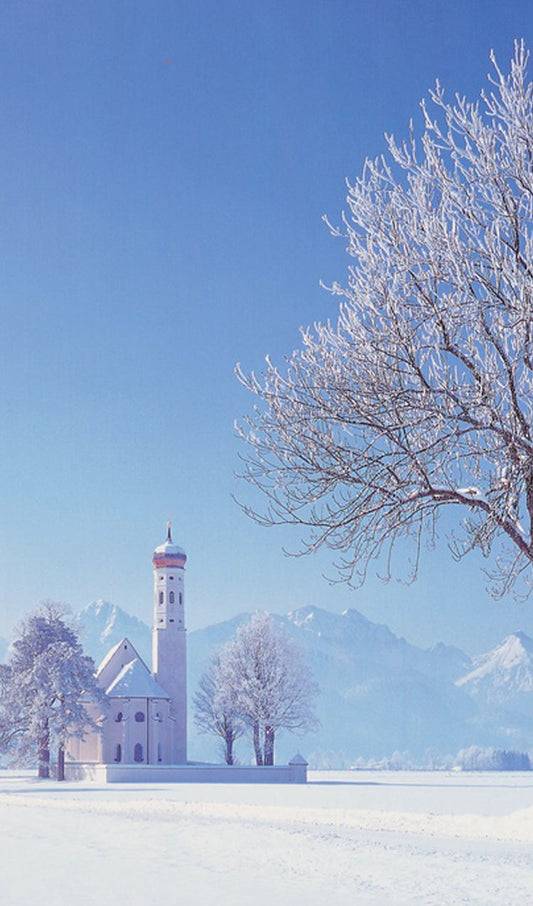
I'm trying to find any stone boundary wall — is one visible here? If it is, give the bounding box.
[64,759,308,784]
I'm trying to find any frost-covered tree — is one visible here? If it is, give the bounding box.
[0,663,26,756]
[218,614,318,765]
[193,654,244,764]
[237,42,533,599]
[456,746,531,771]
[6,602,104,779]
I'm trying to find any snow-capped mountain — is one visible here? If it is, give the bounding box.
[188,605,486,765]
[76,600,151,668]
[72,600,533,764]
[283,605,471,682]
[5,599,526,766]
[456,631,533,704]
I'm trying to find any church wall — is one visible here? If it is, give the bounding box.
[101,697,172,765]
[66,703,103,763]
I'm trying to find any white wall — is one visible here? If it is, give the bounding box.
[64,761,308,783]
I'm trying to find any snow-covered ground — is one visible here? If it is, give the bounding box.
[1,770,532,905]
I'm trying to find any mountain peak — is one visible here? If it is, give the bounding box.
[77,600,151,666]
[479,631,533,670]
[456,630,533,699]
[508,630,533,650]
[80,599,117,619]
[286,604,396,642]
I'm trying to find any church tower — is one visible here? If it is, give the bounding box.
[152,523,187,763]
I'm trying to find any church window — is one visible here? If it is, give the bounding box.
[135,711,145,722]
[157,743,162,763]
[159,591,164,604]
[169,591,175,604]
[179,592,182,605]
[115,711,123,722]
[114,744,122,762]
[134,743,143,762]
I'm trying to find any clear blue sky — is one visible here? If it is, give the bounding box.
[1,0,533,654]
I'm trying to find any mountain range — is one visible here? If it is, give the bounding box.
[71,600,533,767]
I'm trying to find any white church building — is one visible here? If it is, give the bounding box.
[66,525,307,783]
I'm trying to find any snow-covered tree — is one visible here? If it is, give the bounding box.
[218,614,318,765]
[456,746,531,771]
[237,42,533,599]
[0,663,26,756]
[6,602,104,779]
[193,654,244,764]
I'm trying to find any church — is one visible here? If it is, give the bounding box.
[66,525,307,783]
[67,524,188,768]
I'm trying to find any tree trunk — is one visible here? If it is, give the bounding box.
[57,744,65,781]
[38,719,50,779]
[253,721,263,765]
[264,726,275,765]
[224,732,234,765]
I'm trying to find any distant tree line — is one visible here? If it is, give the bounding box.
[349,746,532,772]
[455,746,531,772]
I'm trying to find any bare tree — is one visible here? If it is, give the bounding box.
[218,614,318,765]
[193,654,244,764]
[237,42,533,598]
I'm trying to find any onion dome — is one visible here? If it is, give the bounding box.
[152,522,187,568]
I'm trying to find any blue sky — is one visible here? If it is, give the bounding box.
[2,0,533,654]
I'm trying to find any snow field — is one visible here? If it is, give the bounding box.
[0,771,532,906]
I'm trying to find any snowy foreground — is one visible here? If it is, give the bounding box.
[1,771,532,906]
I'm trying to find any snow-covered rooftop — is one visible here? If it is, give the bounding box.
[96,638,128,675]
[152,522,186,567]
[105,657,170,699]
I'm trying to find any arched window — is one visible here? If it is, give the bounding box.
[115,711,123,722]
[179,592,182,605]
[159,591,164,605]
[114,744,122,763]
[135,711,145,722]
[169,591,175,604]
[134,743,143,763]
[157,743,162,763]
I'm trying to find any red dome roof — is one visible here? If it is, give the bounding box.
[152,523,187,568]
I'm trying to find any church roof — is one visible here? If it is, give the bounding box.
[288,753,308,765]
[96,637,147,692]
[105,656,170,699]
[96,638,128,675]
